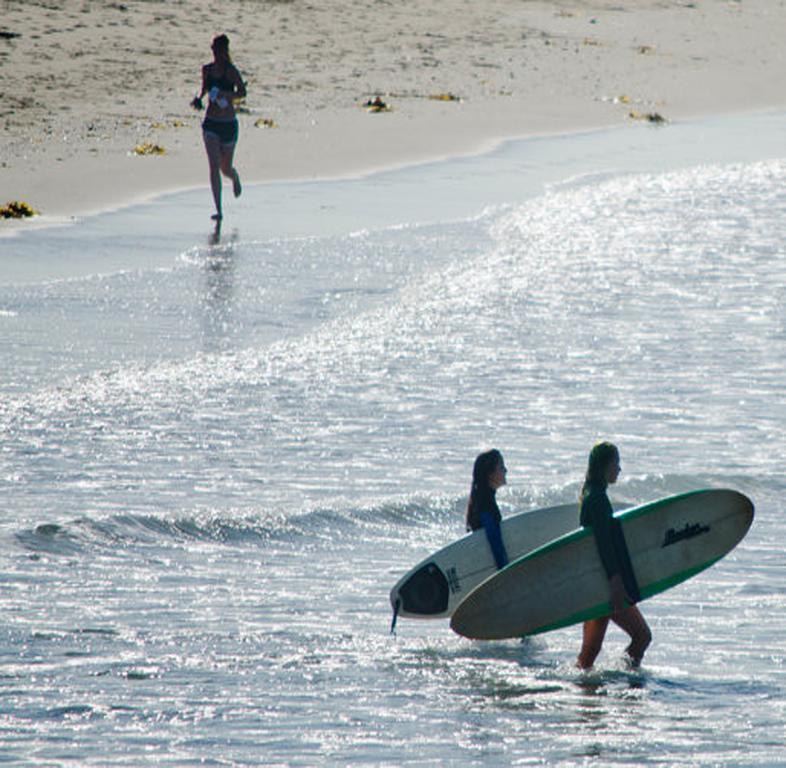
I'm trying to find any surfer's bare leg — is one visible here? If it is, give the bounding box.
[204,133,224,219]
[577,617,610,669]
[612,605,652,667]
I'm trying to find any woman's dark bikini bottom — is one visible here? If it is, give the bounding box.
[202,118,239,146]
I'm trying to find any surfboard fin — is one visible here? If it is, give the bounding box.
[390,598,400,635]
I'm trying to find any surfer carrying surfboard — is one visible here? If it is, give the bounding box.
[577,442,652,669]
[465,449,509,569]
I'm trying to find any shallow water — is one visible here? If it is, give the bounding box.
[1,113,785,765]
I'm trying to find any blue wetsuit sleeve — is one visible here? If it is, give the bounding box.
[480,510,509,569]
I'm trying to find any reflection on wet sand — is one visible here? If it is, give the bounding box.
[201,221,238,352]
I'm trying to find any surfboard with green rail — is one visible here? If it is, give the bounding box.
[450,489,754,640]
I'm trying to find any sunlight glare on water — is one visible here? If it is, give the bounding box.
[0,130,784,765]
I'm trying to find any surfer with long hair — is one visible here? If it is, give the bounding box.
[191,34,246,221]
[577,442,652,669]
[466,449,509,569]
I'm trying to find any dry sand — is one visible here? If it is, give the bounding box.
[2,0,786,229]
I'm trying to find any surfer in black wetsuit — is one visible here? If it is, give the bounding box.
[577,442,652,669]
[191,34,247,221]
[465,449,509,570]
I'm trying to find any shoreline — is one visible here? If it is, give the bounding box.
[5,108,786,286]
[3,104,785,242]
[3,0,786,235]
[1,99,622,235]
[4,99,784,239]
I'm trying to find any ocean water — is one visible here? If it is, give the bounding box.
[1,113,785,766]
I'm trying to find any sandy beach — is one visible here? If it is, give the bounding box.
[2,0,786,228]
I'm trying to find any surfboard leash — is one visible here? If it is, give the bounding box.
[390,598,401,635]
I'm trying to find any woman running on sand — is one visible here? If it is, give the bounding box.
[191,34,246,221]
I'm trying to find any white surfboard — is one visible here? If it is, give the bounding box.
[390,501,609,622]
[450,489,754,640]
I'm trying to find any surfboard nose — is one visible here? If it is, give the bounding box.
[724,488,755,532]
[740,491,754,522]
[743,492,754,517]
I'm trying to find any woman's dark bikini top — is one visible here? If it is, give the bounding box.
[206,65,235,92]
